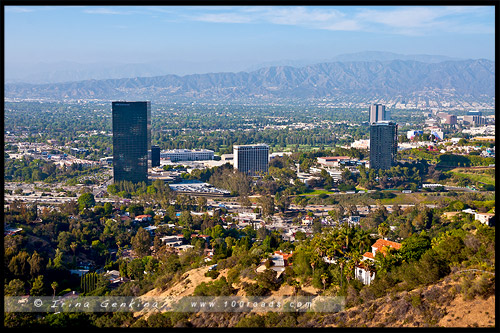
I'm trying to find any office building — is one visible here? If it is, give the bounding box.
[467,110,482,117]
[443,114,457,125]
[160,149,214,162]
[369,121,398,170]
[233,144,269,176]
[151,145,160,167]
[463,115,486,126]
[369,104,390,123]
[112,101,151,184]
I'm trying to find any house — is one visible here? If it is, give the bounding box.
[256,251,293,278]
[204,248,214,262]
[104,270,130,289]
[441,211,462,220]
[176,244,195,252]
[302,216,314,226]
[120,215,132,223]
[355,239,402,285]
[347,216,361,227]
[160,235,184,247]
[474,212,495,226]
[134,214,152,222]
[238,212,260,221]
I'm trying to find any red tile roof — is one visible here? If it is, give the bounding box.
[135,214,152,219]
[274,250,293,261]
[372,239,402,251]
[362,239,401,261]
[362,252,375,260]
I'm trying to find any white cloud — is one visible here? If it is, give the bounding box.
[194,12,254,24]
[354,6,494,35]
[5,6,35,13]
[185,6,494,36]
[83,7,133,15]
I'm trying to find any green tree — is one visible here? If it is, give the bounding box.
[178,211,194,228]
[131,227,152,257]
[377,223,390,239]
[258,195,275,218]
[28,251,45,279]
[51,281,58,297]
[5,279,26,296]
[8,251,30,278]
[77,192,95,211]
[30,275,45,296]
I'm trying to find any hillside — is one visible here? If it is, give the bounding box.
[315,273,495,327]
[5,59,494,103]
[132,266,494,328]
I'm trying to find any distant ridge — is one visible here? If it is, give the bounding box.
[5,59,494,103]
[5,51,472,85]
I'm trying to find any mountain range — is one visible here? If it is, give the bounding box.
[5,58,494,103]
[5,51,466,85]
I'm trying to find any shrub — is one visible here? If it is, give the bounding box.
[193,276,235,296]
[242,282,269,296]
[204,269,220,279]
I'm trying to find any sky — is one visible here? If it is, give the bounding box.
[4,5,495,69]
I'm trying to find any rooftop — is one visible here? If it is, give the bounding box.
[372,239,402,251]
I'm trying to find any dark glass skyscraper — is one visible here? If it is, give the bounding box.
[151,145,160,167]
[112,101,151,184]
[369,121,398,170]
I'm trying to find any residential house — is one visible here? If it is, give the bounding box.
[302,216,314,226]
[134,214,152,222]
[204,248,214,262]
[355,239,402,285]
[256,250,293,278]
[160,235,184,248]
[474,212,495,226]
[347,216,361,227]
[104,270,130,289]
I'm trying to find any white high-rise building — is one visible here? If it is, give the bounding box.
[369,104,390,124]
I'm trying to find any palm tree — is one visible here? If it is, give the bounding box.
[378,222,390,239]
[51,281,58,297]
[70,242,78,257]
[337,225,351,252]
[354,229,372,254]
[362,260,376,284]
[337,257,347,288]
[345,260,355,283]
[349,250,363,267]
[321,273,329,291]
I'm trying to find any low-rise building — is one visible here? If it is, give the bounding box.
[134,214,152,222]
[160,235,184,247]
[161,149,214,162]
[474,212,495,226]
[317,156,353,168]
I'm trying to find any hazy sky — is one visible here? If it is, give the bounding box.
[5,5,495,66]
